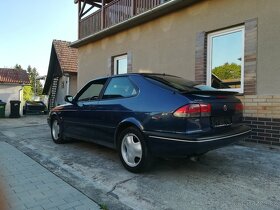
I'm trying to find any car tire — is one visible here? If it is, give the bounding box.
[118,127,154,173]
[51,116,65,144]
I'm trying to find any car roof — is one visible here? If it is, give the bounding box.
[93,73,179,81]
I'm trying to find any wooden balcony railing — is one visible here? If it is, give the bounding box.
[104,0,132,29]
[79,10,102,39]
[78,0,170,39]
[135,0,163,15]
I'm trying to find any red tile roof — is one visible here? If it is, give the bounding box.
[0,68,30,84]
[53,40,78,73]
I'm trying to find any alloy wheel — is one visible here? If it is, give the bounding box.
[52,120,60,140]
[121,133,143,167]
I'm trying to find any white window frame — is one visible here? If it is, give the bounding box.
[207,26,245,93]
[113,54,128,75]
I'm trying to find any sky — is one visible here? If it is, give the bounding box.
[0,0,78,76]
[211,30,243,69]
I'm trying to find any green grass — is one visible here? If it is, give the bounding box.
[100,204,109,210]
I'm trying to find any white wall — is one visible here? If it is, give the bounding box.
[0,84,24,117]
[55,75,68,106]
[69,74,77,96]
[55,74,77,106]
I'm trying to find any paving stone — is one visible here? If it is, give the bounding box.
[57,200,83,210]
[0,142,100,210]
[28,206,45,210]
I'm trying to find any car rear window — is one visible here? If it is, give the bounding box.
[144,75,202,92]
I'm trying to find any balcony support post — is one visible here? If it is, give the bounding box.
[78,0,81,39]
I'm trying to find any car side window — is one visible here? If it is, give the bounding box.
[102,77,138,100]
[76,79,107,102]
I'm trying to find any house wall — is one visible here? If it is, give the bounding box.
[78,0,280,93]
[0,84,24,117]
[69,74,77,96]
[55,74,77,106]
[77,0,280,145]
[56,76,67,106]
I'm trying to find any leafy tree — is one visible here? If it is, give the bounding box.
[14,64,32,101]
[15,64,23,70]
[23,86,33,101]
[212,62,241,80]
[26,65,43,96]
[14,64,43,101]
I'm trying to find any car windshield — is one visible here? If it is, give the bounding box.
[145,75,215,92]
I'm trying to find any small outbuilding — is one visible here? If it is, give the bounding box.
[0,68,30,117]
[43,40,78,110]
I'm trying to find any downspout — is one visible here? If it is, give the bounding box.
[18,84,24,116]
[18,86,23,100]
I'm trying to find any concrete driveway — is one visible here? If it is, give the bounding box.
[0,115,280,210]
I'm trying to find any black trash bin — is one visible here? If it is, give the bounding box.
[10,100,21,118]
[0,100,6,118]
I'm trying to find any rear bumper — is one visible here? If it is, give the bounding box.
[144,125,251,157]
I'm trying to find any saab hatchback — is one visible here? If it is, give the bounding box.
[48,74,251,172]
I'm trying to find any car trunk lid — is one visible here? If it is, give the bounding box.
[179,91,243,129]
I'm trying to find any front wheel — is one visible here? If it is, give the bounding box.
[118,127,153,173]
[51,117,65,144]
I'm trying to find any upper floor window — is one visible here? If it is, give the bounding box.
[114,54,128,75]
[207,26,245,93]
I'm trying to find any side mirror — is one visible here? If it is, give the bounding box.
[64,95,74,103]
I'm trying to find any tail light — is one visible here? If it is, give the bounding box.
[173,103,211,118]
[235,103,243,113]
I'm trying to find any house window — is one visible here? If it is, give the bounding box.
[113,54,128,75]
[207,26,245,93]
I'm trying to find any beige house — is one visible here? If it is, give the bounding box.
[43,40,78,109]
[0,68,30,117]
[71,0,280,145]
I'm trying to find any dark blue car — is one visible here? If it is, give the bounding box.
[48,74,251,172]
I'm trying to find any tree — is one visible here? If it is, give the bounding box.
[23,86,33,101]
[15,64,23,70]
[26,65,43,96]
[15,64,32,101]
[212,62,241,80]
[14,64,43,101]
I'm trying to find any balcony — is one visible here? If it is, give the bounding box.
[78,0,171,39]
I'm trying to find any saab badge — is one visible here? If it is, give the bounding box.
[223,105,228,111]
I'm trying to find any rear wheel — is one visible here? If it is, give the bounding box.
[118,127,153,173]
[51,117,65,144]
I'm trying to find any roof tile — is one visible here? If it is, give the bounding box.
[0,68,30,84]
[53,40,78,73]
